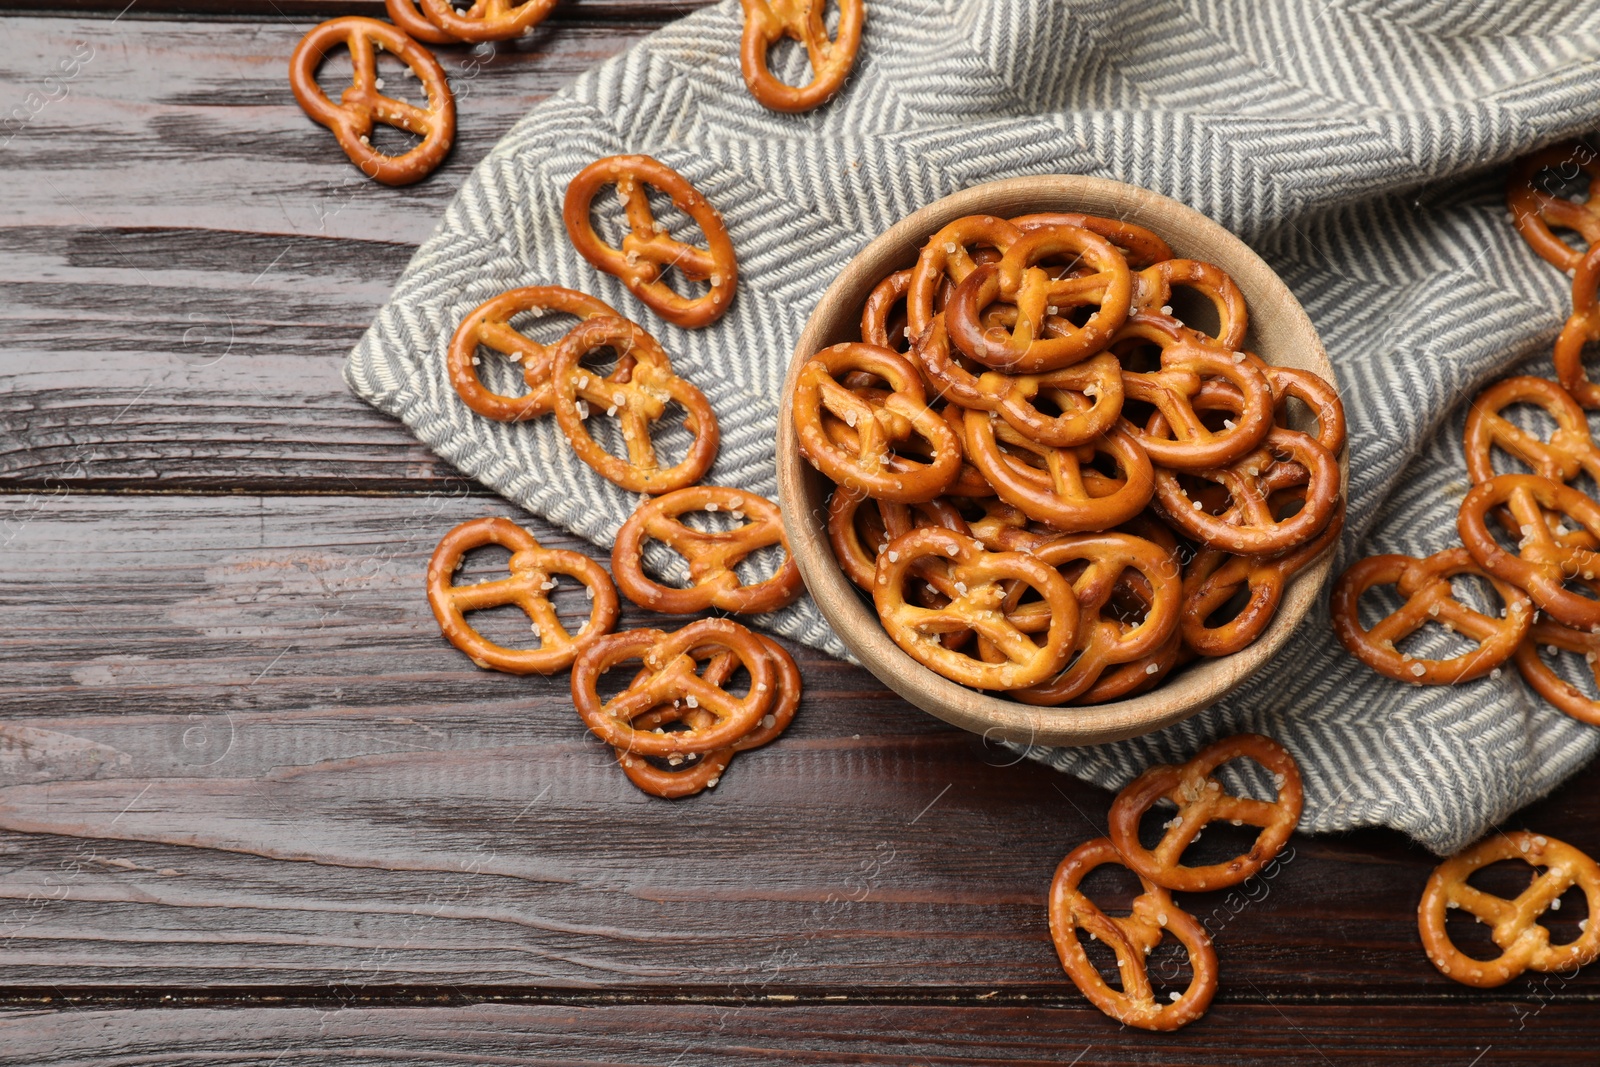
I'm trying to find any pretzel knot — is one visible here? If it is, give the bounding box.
[616,635,802,798]
[945,223,1133,372]
[611,486,803,614]
[1153,426,1341,556]
[794,343,962,502]
[1458,474,1600,629]
[914,318,1124,447]
[447,286,618,421]
[738,0,864,113]
[563,155,738,329]
[1419,831,1600,989]
[288,18,455,187]
[418,0,557,42]
[959,407,1155,532]
[1048,838,1219,1032]
[549,315,720,494]
[570,618,776,758]
[1003,533,1182,705]
[1118,332,1276,471]
[1555,243,1600,409]
[1330,546,1533,685]
[1182,501,1344,657]
[873,528,1078,690]
[1505,141,1600,273]
[1107,733,1303,893]
[905,215,1024,340]
[425,517,620,675]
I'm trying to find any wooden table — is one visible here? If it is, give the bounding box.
[2,5,1597,1063]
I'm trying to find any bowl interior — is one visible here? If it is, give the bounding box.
[777,175,1343,747]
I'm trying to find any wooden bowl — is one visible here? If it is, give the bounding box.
[775,175,1344,747]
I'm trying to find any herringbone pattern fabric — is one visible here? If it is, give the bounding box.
[347,0,1600,853]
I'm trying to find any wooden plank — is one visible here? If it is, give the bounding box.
[0,16,659,491]
[2,1002,1598,1064]
[1,492,1597,998]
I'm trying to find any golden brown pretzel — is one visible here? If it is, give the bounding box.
[1005,533,1182,705]
[548,315,720,494]
[1129,259,1248,350]
[447,286,618,421]
[1466,374,1600,488]
[1463,374,1600,550]
[1506,141,1600,272]
[738,0,864,113]
[611,486,802,614]
[288,17,455,187]
[1419,831,1600,988]
[1011,212,1174,271]
[794,343,962,502]
[425,517,619,674]
[385,0,462,43]
[1458,474,1600,629]
[1153,427,1340,556]
[1330,546,1533,684]
[1182,501,1343,657]
[570,618,775,757]
[563,155,738,329]
[1107,733,1303,893]
[1513,619,1600,727]
[418,0,557,42]
[914,319,1124,447]
[616,635,801,797]
[1555,243,1600,408]
[960,408,1155,532]
[1048,837,1218,1031]
[1122,340,1276,471]
[873,528,1078,690]
[905,215,1024,339]
[944,223,1133,372]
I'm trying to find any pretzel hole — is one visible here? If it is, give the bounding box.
[1524,160,1595,256]
[1277,393,1321,439]
[1144,936,1197,999]
[1199,582,1254,631]
[1122,396,1158,429]
[311,45,359,101]
[1164,286,1222,340]
[1113,339,1163,374]
[1538,883,1592,947]
[734,541,788,589]
[369,118,424,158]
[1173,474,1232,517]
[763,0,842,89]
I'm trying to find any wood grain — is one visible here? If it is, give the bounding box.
[0,16,655,492]
[2,1002,1598,1065]
[1,492,1597,1001]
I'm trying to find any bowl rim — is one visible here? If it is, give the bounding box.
[776,174,1344,747]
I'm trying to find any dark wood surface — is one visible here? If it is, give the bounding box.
[1,7,1597,1064]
